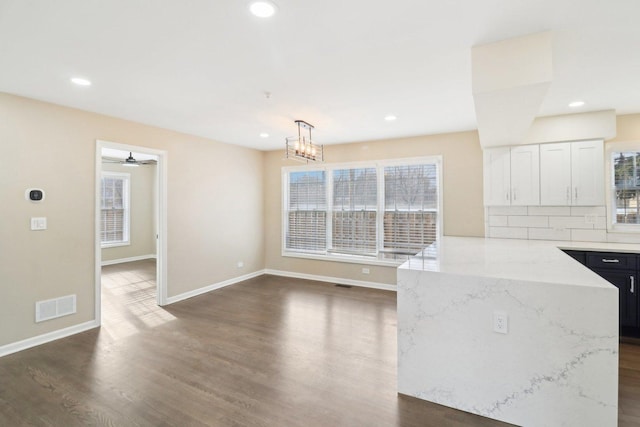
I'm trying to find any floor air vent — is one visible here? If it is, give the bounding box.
[35,294,76,322]
[335,284,352,288]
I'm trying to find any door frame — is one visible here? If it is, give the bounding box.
[95,140,168,325]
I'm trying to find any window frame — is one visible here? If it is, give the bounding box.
[606,141,640,233]
[100,171,131,248]
[281,156,443,266]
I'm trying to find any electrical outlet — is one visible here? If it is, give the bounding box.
[237,261,244,268]
[362,268,370,274]
[493,311,508,334]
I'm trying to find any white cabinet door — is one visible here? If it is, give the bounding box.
[510,145,540,206]
[483,147,511,206]
[540,142,572,206]
[540,140,604,206]
[571,140,604,206]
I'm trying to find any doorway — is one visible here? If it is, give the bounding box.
[95,140,168,328]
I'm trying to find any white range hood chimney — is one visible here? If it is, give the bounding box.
[472,32,553,148]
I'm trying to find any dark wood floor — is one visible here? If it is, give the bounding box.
[0,260,638,426]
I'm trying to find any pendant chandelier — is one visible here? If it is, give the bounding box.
[285,120,324,163]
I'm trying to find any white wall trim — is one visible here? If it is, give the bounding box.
[1,269,395,357]
[0,320,99,358]
[101,254,157,266]
[165,270,266,305]
[264,269,397,291]
[165,269,396,306]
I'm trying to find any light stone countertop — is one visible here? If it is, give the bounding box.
[399,236,640,289]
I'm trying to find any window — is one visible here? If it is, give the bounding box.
[383,164,438,254]
[286,170,326,251]
[331,168,377,255]
[101,172,130,247]
[283,157,441,264]
[612,151,640,226]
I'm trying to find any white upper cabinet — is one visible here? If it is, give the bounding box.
[571,140,605,205]
[539,142,572,205]
[540,139,604,206]
[483,147,511,206]
[483,145,539,206]
[510,145,540,206]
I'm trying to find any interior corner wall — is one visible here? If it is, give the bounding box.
[610,113,640,142]
[0,92,265,347]
[263,130,484,286]
[101,162,156,262]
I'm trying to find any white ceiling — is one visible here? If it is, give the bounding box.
[0,0,639,150]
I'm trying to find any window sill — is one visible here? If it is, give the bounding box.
[608,227,640,234]
[101,241,130,249]
[282,250,407,267]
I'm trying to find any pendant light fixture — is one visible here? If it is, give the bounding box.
[285,120,324,163]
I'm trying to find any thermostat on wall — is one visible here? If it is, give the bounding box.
[25,188,45,202]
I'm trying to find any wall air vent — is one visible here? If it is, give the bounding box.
[35,295,76,323]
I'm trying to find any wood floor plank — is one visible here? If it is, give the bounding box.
[3,260,637,426]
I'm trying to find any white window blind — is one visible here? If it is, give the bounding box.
[331,168,377,255]
[286,170,326,252]
[101,172,130,246]
[384,164,438,254]
[283,157,440,262]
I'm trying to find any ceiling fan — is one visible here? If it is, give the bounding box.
[102,152,156,167]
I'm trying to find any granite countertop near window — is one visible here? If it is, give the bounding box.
[400,236,640,288]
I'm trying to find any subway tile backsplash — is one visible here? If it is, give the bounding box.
[570,229,608,242]
[489,226,528,239]
[508,215,549,228]
[527,206,571,216]
[485,205,615,242]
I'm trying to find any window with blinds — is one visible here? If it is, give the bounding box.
[286,170,326,252]
[613,151,640,225]
[383,164,438,255]
[331,168,377,255]
[283,157,441,262]
[101,172,130,247]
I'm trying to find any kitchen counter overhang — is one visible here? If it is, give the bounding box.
[397,237,623,427]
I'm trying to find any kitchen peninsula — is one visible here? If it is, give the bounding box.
[397,237,621,427]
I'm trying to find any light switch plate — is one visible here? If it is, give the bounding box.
[30,217,47,230]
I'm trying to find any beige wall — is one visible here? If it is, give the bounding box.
[611,113,640,142]
[101,162,156,262]
[7,89,632,350]
[263,130,484,286]
[0,92,264,346]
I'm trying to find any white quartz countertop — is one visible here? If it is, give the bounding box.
[399,236,640,289]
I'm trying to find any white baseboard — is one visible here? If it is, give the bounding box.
[160,269,396,305]
[101,254,157,266]
[1,269,393,358]
[0,320,99,358]
[264,269,396,291]
[165,270,266,305]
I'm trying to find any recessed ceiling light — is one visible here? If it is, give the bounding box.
[260,133,269,138]
[384,115,397,121]
[70,77,92,86]
[569,101,585,108]
[249,1,277,18]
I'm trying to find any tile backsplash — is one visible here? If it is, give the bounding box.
[485,205,640,243]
